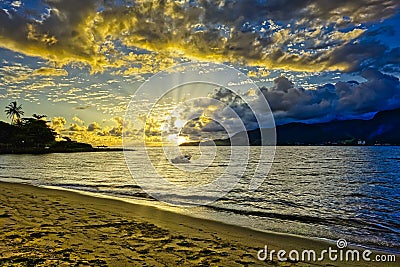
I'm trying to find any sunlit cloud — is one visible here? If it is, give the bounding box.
[0,0,399,146]
[50,115,128,147]
[51,116,66,133]
[0,0,398,73]
[32,67,68,77]
[72,116,84,125]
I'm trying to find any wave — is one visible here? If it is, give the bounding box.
[205,204,400,235]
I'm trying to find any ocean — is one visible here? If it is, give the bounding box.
[0,146,399,254]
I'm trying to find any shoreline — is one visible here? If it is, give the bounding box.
[0,147,128,155]
[37,183,400,256]
[1,182,398,266]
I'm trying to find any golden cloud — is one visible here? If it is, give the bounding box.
[51,117,67,133]
[32,67,68,77]
[47,114,129,146]
[72,116,84,125]
[0,0,397,73]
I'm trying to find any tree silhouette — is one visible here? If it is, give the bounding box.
[32,114,46,120]
[5,101,24,124]
[20,116,56,146]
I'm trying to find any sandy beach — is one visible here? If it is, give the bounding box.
[0,182,398,267]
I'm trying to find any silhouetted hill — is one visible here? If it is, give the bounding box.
[181,108,400,146]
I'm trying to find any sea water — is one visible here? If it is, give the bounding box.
[0,146,399,253]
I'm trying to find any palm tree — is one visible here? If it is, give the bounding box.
[5,101,24,124]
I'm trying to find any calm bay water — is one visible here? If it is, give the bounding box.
[0,146,399,253]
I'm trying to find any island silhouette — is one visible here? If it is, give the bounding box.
[1,101,122,154]
[181,108,400,146]
[4,100,399,154]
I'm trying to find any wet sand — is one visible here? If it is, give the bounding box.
[0,182,398,266]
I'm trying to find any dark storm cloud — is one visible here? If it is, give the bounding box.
[262,69,400,124]
[208,88,259,130]
[336,69,400,113]
[324,42,387,72]
[260,77,337,122]
[189,69,400,131]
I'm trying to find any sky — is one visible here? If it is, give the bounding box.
[0,0,399,146]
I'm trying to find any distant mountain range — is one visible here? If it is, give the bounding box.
[181,108,400,146]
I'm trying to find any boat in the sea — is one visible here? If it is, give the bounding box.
[171,154,191,164]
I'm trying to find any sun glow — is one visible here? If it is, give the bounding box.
[174,118,186,128]
[166,134,187,145]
